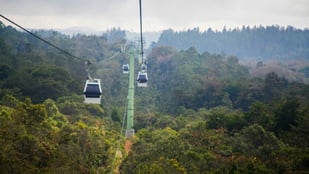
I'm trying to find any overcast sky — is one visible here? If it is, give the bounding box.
[1,0,309,32]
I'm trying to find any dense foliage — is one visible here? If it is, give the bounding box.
[0,22,309,173]
[0,95,124,173]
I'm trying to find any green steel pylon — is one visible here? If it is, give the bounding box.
[125,49,135,138]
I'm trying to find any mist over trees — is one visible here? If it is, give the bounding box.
[0,21,309,173]
[156,25,309,60]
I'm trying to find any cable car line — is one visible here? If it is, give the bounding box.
[139,0,144,64]
[110,94,129,172]
[1,14,121,65]
[101,51,121,63]
[0,14,85,62]
[0,14,122,105]
[136,0,148,87]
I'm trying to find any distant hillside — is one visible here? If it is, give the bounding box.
[47,27,161,49]
[247,60,309,84]
[126,31,161,48]
[156,26,309,60]
[57,26,104,36]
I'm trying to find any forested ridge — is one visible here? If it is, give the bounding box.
[156,26,309,60]
[1,22,309,173]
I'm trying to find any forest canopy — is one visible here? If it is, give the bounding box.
[0,22,308,173]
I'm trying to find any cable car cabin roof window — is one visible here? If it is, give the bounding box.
[137,74,148,83]
[123,66,129,71]
[84,84,101,97]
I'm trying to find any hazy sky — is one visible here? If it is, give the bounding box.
[1,0,309,32]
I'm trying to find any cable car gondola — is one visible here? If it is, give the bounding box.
[137,71,148,87]
[122,64,129,74]
[83,79,102,104]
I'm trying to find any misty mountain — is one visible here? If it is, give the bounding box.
[56,26,104,36]
[42,26,161,49]
[156,25,309,60]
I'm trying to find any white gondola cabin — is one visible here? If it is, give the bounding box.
[83,79,102,104]
[137,71,148,87]
[122,64,129,74]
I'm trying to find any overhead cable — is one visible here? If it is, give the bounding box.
[139,0,144,63]
[0,14,85,62]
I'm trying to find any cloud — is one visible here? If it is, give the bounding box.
[1,0,126,16]
[1,0,308,31]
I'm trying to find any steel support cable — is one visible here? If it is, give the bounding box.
[109,96,128,174]
[100,51,121,63]
[0,14,120,64]
[0,14,86,62]
[139,0,144,64]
